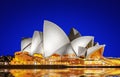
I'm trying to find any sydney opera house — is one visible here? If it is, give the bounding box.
[10,20,120,66]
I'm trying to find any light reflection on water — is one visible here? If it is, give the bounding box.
[0,68,120,77]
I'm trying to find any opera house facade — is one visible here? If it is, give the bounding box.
[10,20,120,66]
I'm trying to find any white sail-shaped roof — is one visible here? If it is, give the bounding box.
[71,36,94,56]
[55,44,68,55]
[68,28,81,41]
[86,45,105,59]
[54,43,76,56]
[38,42,44,55]
[63,44,76,55]
[43,20,70,57]
[30,31,43,55]
[78,47,87,57]
[72,28,80,35]
[21,38,32,53]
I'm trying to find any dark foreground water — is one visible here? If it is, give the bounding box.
[0,68,120,77]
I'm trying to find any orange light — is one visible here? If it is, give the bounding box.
[10,51,120,66]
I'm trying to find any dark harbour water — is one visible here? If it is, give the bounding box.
[0,68,120,77]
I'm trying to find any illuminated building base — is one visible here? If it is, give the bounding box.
[10,52,120,66]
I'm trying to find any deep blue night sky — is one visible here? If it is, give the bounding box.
[0,0,120,57]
